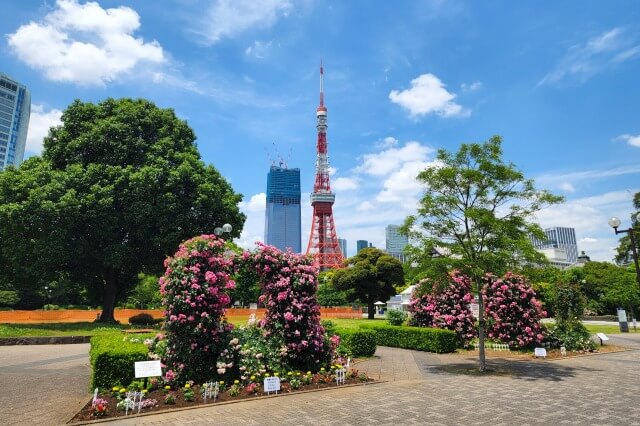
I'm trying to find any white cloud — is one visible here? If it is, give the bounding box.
[376,160,433,208]
[461,81,482,92]
[245,40,272,59]
[559,182,575,193]
[580,237,598,244]
[616,133,640,147]
[356,141,433,176]
[539,27,640,86]
[7,0,164,86]
[198,0,292,45]
[239,192,266,212]
[237,192,266,249]
[328,166,337,176]
[332,177,359,191]
[389,73,469,118]
[375,136,399,149]
[537,163,640,189]
[26,104,63,154]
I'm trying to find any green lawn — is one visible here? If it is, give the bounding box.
[0,322,127,337]
[583,324,639,334]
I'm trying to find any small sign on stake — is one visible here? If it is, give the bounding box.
[469,303,480,319]
[134,360,162,378]
[534,347,547,358]
[263,376,281,394]
[596,333,609,346]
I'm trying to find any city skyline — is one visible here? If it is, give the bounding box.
[1,1,639,260]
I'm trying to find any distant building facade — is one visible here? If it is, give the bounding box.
[338,238,347,258]
[356,240,369,253]
[385,224,408,263]
[264,165,301,253]
[0,73,30,171]
[531,226,579,267]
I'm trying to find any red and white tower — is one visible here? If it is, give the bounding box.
[306,62,345,269]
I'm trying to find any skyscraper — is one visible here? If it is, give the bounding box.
[338,238,347,259]
[264,165,301,253]
[0,73,30,171]
[386,224,408,262]
[531,226,578,264]
[356,240,369,253]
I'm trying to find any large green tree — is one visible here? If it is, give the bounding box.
[0,98,245,321]
[403,136,562,370]
[332,248,404,319]
[614,191,640,278]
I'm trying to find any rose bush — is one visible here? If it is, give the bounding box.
[408,271,476,347]
[160,234,235,383]
[244,243,330,371]
[483,272,546,348]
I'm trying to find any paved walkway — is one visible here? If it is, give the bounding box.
[0,343,90,425]
[110,338,640,426]
[2,336,640,425]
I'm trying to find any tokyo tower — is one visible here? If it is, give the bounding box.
[305,62,345,269]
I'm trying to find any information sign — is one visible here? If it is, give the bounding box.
[263,376,281,393]
[534,347,547,358]
[134,360,162,378]
[469,303,480,318]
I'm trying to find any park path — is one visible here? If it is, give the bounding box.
[0,343,91,425]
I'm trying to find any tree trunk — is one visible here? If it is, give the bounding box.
[476,277,486,372]
[98,268,118,323]
[368,300,375,320]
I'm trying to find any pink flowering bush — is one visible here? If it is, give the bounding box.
[408,271,477,347]
[160,234,235,383]
[245,243,330,371]
[482,272,546,348]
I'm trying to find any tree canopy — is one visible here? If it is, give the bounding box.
[0,98,245,320]
[332,248,404,319]
[403,136,562,370]
[614,191,640,269]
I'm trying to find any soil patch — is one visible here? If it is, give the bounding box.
[71,376,373,423]
[456,344,628,361]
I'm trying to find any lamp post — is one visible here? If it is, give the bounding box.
[214,223,233,238]
[608,217,640,287]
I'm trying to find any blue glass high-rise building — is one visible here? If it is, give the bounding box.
[265,165,301,253]
[0,73,30,171]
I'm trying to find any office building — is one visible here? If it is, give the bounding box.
[0,73,30,171]
[338,238,347,258]
[264,165,301,253]
[385,224,408,262]
[531,226,579,265]
[356,240,368,253]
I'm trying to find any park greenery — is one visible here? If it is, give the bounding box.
[0,98,245,320]
[403,136,563,370]
[332,247,404,319]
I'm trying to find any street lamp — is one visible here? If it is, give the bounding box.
[214,223,233,237]
[608,217,640,287]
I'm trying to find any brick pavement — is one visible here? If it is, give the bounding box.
[108,340,640,426]
[0,343,91,426]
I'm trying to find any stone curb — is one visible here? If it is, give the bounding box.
[67,380,383,425]
[0,335,92,346]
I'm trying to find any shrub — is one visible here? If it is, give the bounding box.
[335,328,377,357]
[246,243,329,371]
[362,324,457,353]
[408,271,476,347]
[128,313,156,326]
[483,272,546,348]
[161,235,235,384]
[546,321,596,351]
[321,320,337,336]
[90,334,150,389]
[385,309,407,326]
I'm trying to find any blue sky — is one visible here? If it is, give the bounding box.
[2,0,639,261]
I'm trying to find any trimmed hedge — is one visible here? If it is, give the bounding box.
[89,334,150,389]
[361,324,457,353]
[335,328,377,357]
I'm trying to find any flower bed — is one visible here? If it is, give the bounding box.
[71,369,372,422]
